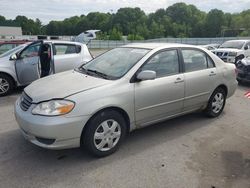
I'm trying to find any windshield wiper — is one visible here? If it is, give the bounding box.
[86,69,112,80]
[75,67,87,73]
[76,67,113,80]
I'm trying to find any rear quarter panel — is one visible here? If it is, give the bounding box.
[209,52,237,98]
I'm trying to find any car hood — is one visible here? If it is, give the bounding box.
[212,48,242,53]
[0,56,9,64]
[24,70,112,103]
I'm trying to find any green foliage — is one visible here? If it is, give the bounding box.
[109,28,122,40]
[127,34,144,40]
[239,30,250,37]
[0,3,250,38]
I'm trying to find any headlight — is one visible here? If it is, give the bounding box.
[228,52,237,56]
[32,100,75,116]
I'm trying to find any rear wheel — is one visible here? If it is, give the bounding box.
[204,87,226,117]
[0,74,14,97]
[82,110,127,157]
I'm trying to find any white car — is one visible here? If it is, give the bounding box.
[200,43,220,51]
[212,40,250,63]
[0,40,93,96]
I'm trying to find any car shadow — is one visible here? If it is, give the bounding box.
[0,111,219,186]
[238,82,250,89]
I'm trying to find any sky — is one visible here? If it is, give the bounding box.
[0,0,250,24]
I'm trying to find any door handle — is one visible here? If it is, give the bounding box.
[174,77,184,83]
[209,71,216,76]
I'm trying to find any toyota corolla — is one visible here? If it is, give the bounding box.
[15,43,237,157]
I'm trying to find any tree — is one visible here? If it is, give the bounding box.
[204,9,225,37]
[109,28,122,40]
[112,7,147,35]
[0,3,250,38]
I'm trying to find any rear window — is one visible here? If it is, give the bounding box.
[182,49,214,72]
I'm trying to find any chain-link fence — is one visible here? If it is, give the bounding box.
[87,37,250,49]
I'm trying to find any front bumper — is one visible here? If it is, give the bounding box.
[15,98,90,150]
[218,56,235,63]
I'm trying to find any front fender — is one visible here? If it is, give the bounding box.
[65,83,135,130]
[0,67,18,85]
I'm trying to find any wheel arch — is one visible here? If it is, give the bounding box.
[80,106,131,144]
[216,84,228,97]
[0,71,16,87]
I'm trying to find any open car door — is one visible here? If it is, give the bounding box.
[15,41,43,85]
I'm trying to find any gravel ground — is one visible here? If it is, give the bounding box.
[0,82,250,188]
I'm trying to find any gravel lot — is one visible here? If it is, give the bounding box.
[0,80,250,187]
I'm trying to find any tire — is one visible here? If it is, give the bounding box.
[0,73,14,97]
[204,87,226,118]
[82,110,127,157]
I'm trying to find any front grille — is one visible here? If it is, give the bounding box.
[216,52,223,56]
[20,92,33,111]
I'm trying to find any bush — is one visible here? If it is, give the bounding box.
[127,34,144,40]
[109,28,122,40]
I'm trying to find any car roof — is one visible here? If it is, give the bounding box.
[43,40,84,45]
[225,40,250,43]
[123,43,202,50]
[0,40,29,44]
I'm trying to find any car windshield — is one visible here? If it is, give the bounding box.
[219,41,245,49]
[80,47,150,79]
[0,45,25,58]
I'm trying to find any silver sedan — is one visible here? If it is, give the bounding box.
[15,43,237,157]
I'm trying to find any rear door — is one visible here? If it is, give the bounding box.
[15,41,43,85]
[181,48,218,111]
[134,49,185,126]
[53,43,82,73]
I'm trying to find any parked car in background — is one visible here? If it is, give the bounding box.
[236,57,250,83]
[0,40,29,55]
[212,40,250,63]
[200,43,220,51]
[0,40,93,96]
[15,43,237,157]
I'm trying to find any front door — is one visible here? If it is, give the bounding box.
[15,41,42,85]
[134,49,185,127]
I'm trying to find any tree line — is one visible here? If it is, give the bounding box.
[0,2,250,40]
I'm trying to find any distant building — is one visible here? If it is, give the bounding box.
[0,26,22,36]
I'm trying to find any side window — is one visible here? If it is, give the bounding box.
[76,45,81,53]
[20,43,40,58]
[54,44,77,55]
[182,49,212,72]
[141,50,179,78]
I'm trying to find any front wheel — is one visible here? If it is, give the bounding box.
[204,88,226,117]
[82,110,127,157]
[0,74,14,97]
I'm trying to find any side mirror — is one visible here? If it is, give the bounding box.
[9,54,17,61]
[244,46,249,50]
[136,70,156,81]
